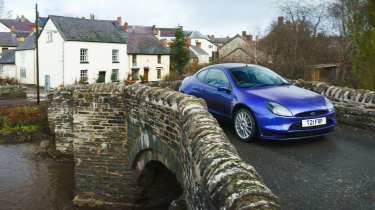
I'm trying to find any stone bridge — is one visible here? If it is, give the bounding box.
[48,83,279,210]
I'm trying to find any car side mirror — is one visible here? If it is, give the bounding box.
[217,86,231,93]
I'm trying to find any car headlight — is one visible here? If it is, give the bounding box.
[267,102,293,117]
[325,97,335,112]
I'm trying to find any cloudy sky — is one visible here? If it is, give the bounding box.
[4,0,282,37]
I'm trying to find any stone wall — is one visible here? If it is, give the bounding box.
[48,83,280,210]
[294,79,375,130]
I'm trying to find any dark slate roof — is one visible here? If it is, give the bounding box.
[49,15,128,43]
[38,17,48,27]
[190,45,209,56]
[0,50,15,64]
[210,37,231,44]
[128,25,154,34]
[0,18,34,32]
[127,33,170,55]
[16,33,35,50]
[0,32,18,47]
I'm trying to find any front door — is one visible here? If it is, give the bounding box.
[144,67,149,82]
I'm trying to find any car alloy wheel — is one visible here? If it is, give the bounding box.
[234,109,256,142]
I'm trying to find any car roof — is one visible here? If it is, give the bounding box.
[198,63,262,72]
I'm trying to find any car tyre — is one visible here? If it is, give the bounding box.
[234,108,257,142]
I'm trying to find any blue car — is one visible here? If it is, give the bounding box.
[179,63,336,142]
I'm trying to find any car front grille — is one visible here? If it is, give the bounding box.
[295,110,328,118]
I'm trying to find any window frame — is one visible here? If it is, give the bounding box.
[132,55,137,66]
[112,49,119,63]
[204,68,231,89]
[47,31,53,43]
[111,69,119,82]
[80,48,89,64]
[80,69,88,83]
[20,67,27,79]
[157,67,162,79]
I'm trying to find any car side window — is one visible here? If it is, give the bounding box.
[205,69,230,88]
[197,70,208,82]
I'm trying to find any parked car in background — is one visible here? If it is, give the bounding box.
[179,63,336,142]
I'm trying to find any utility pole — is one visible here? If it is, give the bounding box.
[35,4,40,104]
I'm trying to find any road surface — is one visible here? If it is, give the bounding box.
[222,123,375,210]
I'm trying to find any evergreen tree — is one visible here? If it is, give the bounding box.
[170,27,190,75]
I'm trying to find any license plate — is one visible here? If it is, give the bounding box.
[302,117,327,127]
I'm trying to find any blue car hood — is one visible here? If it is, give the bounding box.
[244,85,327,114]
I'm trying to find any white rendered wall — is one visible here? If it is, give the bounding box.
[128,54,170,81]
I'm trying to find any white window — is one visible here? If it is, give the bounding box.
[111,69,119,82]
[20,67,26,78]
[157,55,162,64]
[0,65,3,74]
[80,70,88,82]
[112,49,119,63]
[80,49,88,63]
[157,67,162,79]
[47,31,53,43]
[208,45,213,49]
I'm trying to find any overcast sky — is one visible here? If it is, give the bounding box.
[5,0,282,37]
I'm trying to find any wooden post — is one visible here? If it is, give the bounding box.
[35,4,40,104]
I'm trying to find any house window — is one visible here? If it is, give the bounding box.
[111,69,119,82]
[157,55,162,64]
[80,70,88,83]
[47,31,53,43]
[208,45,213,49]
[112,49,119,63]
[0,65,3,74]
[2,48,8,52]
[80,49,88,63]
[97,71,106,83]
[132,55,137,66]
[20,67,26,78]
[157,68,162,79]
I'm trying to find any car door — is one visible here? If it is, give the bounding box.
[189,69,208,98]
[201,68,233,120]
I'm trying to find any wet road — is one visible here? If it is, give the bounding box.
[224,123,375,210]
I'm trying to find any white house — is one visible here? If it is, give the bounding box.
[189,31,217,61]
[15,33,36,85]
[189,45,209,65]
[38,15,129,88]
[127,32,170,81]
[0,50,16,79]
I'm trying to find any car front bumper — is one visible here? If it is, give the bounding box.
[257,112,337,141]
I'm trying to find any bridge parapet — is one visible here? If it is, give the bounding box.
[48,83,279,209]
[294,80,375,130]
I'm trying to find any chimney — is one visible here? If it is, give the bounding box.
[152,25,157,35]
[278,16,284,25]
[185,37,191,47]
[242,31,247,37]
[20,15,26,22]
[10,26,16,33]
[123,22,128,32]
[249,34,253,42]
[196,41,202,48]
[117,16,122,26]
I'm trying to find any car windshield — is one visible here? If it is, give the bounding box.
[229,65,289,88]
